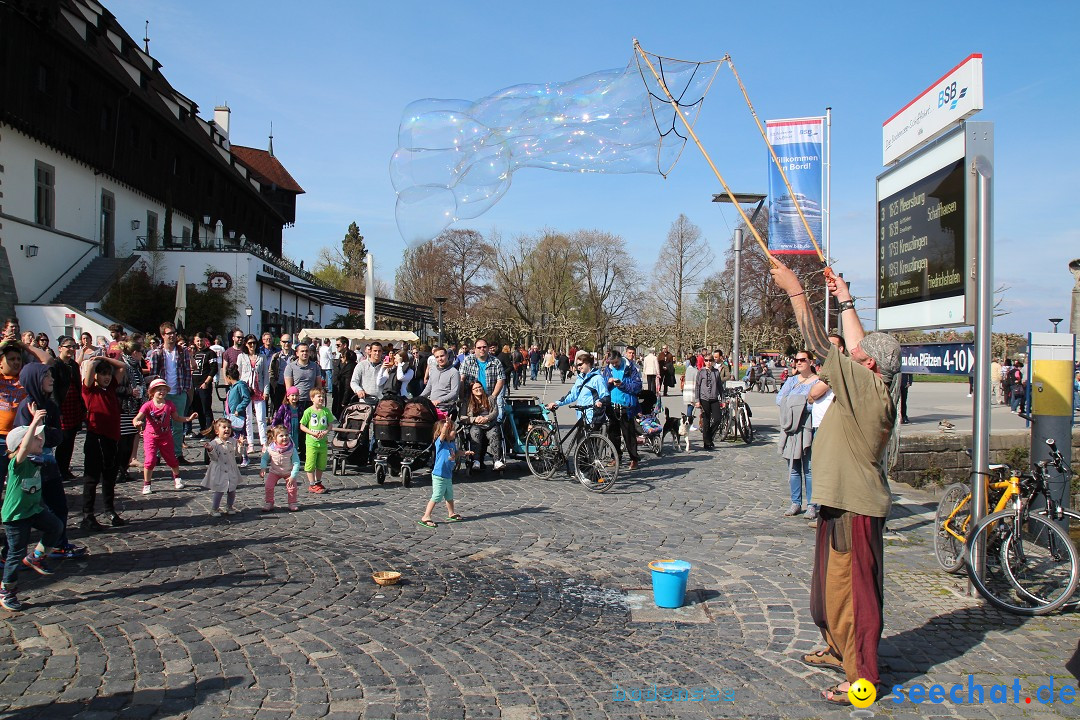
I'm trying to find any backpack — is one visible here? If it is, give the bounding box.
[1009,368,1025,397]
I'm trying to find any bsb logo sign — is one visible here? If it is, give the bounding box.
[938,81,968,110]
[883,54,983,165]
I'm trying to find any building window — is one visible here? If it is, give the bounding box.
[37,64,49,93]
[182,226,191,248]
[34,161,55,227]
[100,190,115,256]
[146,210,158,245]
[65,81,79,110]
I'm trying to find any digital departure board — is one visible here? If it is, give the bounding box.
[875,125,989,332]
[877,158,965,309]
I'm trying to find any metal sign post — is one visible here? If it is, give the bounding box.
[968,152,993,592]
[733,227,742,378]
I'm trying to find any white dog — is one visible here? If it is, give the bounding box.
[673,413,693,452]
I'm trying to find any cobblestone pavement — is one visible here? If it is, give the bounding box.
[0,380,1077,720]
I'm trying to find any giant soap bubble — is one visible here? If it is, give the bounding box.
[392,50,723,245]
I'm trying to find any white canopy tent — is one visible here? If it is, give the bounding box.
[297,328,419,350]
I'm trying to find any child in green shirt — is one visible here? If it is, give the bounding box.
[2,406,65,612]
[300,389,335,495]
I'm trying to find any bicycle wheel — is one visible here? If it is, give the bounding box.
[738,406,754,443]
[573,433,619,492]
[967,510,1079,615]
[1032,509,1080,610]
[999,511,1080,613]
[711,408,729,445]
[933,483,971,574]
[524,425,560,479]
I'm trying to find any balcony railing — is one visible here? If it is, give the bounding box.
[134,235,323,287]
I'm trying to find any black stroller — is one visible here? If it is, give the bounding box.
[372,395,438,487]
[329,401,373,475]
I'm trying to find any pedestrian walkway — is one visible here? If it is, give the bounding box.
[0,375,1076,719]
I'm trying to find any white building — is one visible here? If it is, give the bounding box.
[0,0,353,343]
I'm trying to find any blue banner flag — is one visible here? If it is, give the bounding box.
[766,117,824,255]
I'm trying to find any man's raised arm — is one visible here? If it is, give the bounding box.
[769,258,831,358]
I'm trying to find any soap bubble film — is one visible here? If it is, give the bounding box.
[392,51,722,245]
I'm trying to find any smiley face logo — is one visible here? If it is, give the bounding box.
[848,678,876,708]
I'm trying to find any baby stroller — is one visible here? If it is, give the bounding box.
[330,401,374,475]
[634,390,665,456]
[372,395,405,485]
[398,397,439,485]
[372,395,438,487]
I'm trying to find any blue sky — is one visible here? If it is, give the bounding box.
[109,1,1080,335]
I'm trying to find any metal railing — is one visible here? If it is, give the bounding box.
[133,235,323,287]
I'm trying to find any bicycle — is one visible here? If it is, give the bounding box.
[727,385,754,443]
[934,462,1015,574]
[964,438,1079,615]
[523,406,620,492]
[710,385,753,446]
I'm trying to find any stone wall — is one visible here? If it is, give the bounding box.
[893,428,1080,489]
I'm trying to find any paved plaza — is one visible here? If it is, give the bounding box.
[0,379,1077,720]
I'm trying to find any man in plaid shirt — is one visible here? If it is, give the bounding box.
[458,338,505,417]
[147,321,193,463]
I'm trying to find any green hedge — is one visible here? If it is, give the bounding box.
[102,267,237,337]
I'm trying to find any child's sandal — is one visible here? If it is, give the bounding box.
[417,519,436,528]
[446,515,463,523]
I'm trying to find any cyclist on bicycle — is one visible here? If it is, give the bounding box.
[546,351,608,425]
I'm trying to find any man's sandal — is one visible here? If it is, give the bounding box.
[801,649,844,673]
[821,684,851,705]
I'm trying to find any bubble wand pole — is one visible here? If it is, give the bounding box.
[727,59,826,264]
[633,40,775,266]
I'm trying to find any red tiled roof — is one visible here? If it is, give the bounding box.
[231,146,305,194]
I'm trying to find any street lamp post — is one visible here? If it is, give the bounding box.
[433,296,447,346]
[713,192,766,381]
[245,304,253,334]
[1049,317,1063,333]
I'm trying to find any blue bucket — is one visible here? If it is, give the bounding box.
[649,559,691,608]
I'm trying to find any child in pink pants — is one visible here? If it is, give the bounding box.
[134,378,197,494]
[259,425,301,512]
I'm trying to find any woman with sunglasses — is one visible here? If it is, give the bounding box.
[238,334,270,456]
[34,334,55,359]
[776,350,820,520]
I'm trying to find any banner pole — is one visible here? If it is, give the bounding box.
[728,60,825,263]
[633,40,774,264]
[824,106,832,331]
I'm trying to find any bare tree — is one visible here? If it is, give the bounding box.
[394,240,451,313]
[489,230,537,328]
[654,214,714,355]
[437,229,493,318]
[574,229,640,349]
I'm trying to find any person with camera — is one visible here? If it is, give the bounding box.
[602,349,641,470]
[377,348,414,397]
